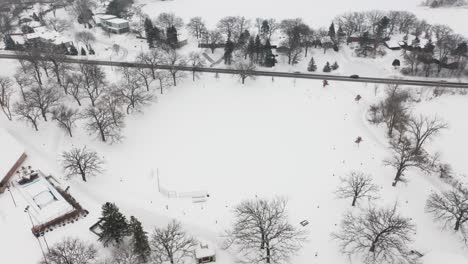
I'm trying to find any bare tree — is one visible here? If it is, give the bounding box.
[14,71,34,100]
[16,48,44,85]
[117,79,154,114]
[43,46,70,86]
[332,204,417,264]
[41,237,97,264]
[163,49,186,86]
[13,99,41,131]
[380,84,410,137]
[45,17,72,33]
[202,30,223,54]
[384,138,430,186]
[150,220,197,264]
[134,67,155,91]
[407,115,448,154]
[187,17,206,39]
[217,16,239,39]
[80,64,106,106]
[52,105,81,137]
[257,18,279,41]
[137,50,163,80]
[225,197,307,264]
[188,52,206,81]
[75,31,96,48]
[100,87,126,126]
[62,146,104,182]
[155,13,184,31]
[426,182,468,234]
[65,73,86,106]
[0,76,14,120]
[82,102,124,143]
[25,84,62,121]
[154,70,171,95]
[280,18,307,65]
[69,0,96,26]
[234,58,256,84]
[335,171,379,206]
[107,242,141,264]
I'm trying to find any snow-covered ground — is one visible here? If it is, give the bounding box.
[1,57,468,263]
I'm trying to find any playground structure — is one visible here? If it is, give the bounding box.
[153,169,210,203]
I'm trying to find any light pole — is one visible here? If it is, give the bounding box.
[6,184,16,207]
[24,206,48,264]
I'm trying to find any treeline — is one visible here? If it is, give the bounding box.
[335,11,467,76]
[0,43,205,143]
[423,0,467,7]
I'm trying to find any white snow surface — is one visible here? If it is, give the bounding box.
[1,59,468,263]
[1,0,468,263]
[0,129,25,179]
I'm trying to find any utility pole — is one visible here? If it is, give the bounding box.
[24,206,48,264]
[7,184,16,207]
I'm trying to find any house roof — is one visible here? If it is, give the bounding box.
[107,18,129,24]
[0,129,25,181]
[195,245,215,259]
[94,14,117,21]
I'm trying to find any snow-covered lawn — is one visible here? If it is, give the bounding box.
[1,60,468,263]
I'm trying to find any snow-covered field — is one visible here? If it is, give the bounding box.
[1,59,468,263]
[1,0,468,263]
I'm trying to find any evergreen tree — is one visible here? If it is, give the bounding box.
[99,202,129,247]
[4,35,16,50]
[261,20,270,39]
[237,30,250,49]
[337,25,345,45]
[323,62,331,72]
[307,57,317,72]
[81,47,87,55]
[254,35,263,64]
[224,38,234,65]
[328,22,336,40]
[144,18,155,48]
[59,43,69,54]
[69,44,78,55]
[32,12,40,21]
[88,46,95,55]
[166,26,178,48]
[331,61,339,70]
[246,36,255,61]
[129,216,151,263]
[263,39,276,67]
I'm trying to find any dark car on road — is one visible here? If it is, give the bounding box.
[350,75,360,79]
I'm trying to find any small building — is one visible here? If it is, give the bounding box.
[93,14,130,34]
[0,129,27,194]
[195,243,216,263]
[384,39,401,50]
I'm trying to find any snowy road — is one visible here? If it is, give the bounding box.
[1,54,467,88]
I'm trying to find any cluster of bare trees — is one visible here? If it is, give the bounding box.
[368,84,448,186]
[4,43,199,143]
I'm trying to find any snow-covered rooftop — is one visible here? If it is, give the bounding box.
[94,14,117,21]
[107,18,129,25]
[195,244,215,258]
